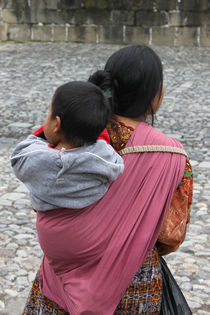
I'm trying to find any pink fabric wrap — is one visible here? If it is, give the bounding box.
[36,122,186,314]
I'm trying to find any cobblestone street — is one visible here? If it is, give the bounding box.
[0,42,210,314]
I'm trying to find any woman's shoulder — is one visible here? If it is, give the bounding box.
[133,122,184,149]
[152,126,184,149]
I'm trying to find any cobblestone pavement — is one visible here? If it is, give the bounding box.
[0,42,210,315]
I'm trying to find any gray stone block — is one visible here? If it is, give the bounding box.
[69,9,111,25]
[0,0,11,9]
[3,296,28,315]
[168,12,182,27]
[136,11,168,27]
[187,12,209,26]
[0,23,8,41]
[61,10,75,24]
[81,0,153,10]
[2,9,18,23]
[12,2,31,23]
[169,12,209,27]
[81,0,154,11]
[49,10,69,24]
[58,0,84,10]
[22,9,43,23]
[175,27,198,46]
[179,0,209,11]
[122,0,154,10]
[125,26,149,44]
[199,161,210,169]
[68,25,97,43]
[98,25,124,43]
[0,0,27,9]
[82,0,115,9]
[32,25,52,41]
[53,25,66,41]
[30,0,46,10]
[200,26,210,46]
[155,0,177,10]
[152,27,175,46]
[45,0,59,10]
[23,9,65,24]
[111,10,134,25]
[7,23,31,41]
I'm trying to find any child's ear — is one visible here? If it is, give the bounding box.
[54,116,62,133]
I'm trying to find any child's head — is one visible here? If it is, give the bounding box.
[44,81,111,147]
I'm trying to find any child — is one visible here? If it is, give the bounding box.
[11,81,124,211]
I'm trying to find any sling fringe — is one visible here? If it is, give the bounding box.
[119,145,187,157]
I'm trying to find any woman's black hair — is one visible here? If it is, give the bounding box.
[88,45,163,122]
[51,81,111,146]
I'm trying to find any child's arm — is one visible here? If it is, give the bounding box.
[10,134,56,211]
[10,133,50,187]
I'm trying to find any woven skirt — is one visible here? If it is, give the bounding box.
[23,248,162,315]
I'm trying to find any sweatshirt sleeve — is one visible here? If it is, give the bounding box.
[10,135,49,176]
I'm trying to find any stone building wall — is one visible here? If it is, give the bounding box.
[0,0,209,46]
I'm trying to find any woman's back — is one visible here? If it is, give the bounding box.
[37,122,186,314]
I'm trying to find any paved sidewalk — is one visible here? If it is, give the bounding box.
[0,43,210,314]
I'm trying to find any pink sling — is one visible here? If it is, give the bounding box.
[37,122,186,314]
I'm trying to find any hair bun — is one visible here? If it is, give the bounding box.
[88,70,113,91]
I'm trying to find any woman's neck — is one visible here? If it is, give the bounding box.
[114,114,146,129]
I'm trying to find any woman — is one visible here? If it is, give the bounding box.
[23,45,193,314]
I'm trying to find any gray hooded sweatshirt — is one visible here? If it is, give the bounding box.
[10,135,124,211]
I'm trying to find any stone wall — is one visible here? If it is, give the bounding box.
[0,0,209,46]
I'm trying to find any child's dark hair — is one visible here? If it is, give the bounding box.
[88,45,163,123]
[51,81,111,146]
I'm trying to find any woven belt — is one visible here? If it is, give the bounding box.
[119,145,187,157]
